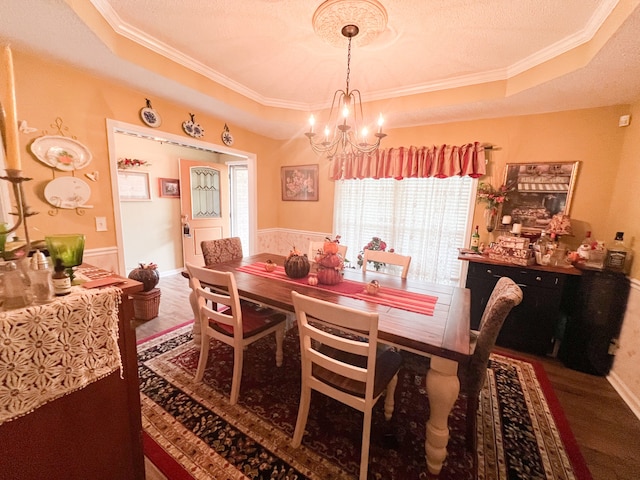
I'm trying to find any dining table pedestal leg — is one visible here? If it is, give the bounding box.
[425,355,460,475]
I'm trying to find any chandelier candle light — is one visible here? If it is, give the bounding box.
[1,45,36,254]
[306,4,387,159]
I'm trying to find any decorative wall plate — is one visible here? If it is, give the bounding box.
[183,113,204,138]
[221,123,234,146]
[44,177,92,209]
[140,98,162,127]
[30,135,93,171]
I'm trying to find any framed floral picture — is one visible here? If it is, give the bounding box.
[159,178,180,198]
[281,164,319,201]
[501,161,580,233]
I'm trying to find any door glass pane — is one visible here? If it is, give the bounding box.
[190,166,220,219]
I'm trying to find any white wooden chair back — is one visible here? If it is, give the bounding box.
[291,290,400,480]
[293,290,379,408]
[187,263,243,342]
[361,249,412,278]
[186,262,286,405]
[308,241,348,261]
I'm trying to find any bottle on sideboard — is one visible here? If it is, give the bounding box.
[534,230,550,265]
[52,258,71,296]
[470,225,480,252]
[604,232,631,273]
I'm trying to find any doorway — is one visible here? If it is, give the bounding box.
[106,120,257,276]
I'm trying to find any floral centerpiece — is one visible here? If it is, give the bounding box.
[476,182,514,232]
[476,182,513,212]
[357,237,392,271]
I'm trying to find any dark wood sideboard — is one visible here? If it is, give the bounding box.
[0,268,145,480]
[460,254,630,375]
[461,255,581,356]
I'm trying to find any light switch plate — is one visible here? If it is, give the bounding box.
[95,216,107,232]
[619,114,631,127]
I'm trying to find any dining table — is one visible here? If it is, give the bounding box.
[185,252,471,475]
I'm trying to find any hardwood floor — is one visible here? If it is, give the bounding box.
[136,273,640,480]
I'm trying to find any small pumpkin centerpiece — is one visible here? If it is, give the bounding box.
[316,235,344,285]
[128,262,160,291]
[284,246,310,279]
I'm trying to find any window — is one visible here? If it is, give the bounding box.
[334,176,475,286]
[229,163,250,252]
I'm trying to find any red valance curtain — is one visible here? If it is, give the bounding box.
[329,142,486,180]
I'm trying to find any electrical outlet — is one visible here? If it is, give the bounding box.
[95,216,107,232]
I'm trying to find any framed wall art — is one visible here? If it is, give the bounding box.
[159,177,180,198]
[281,164,319,201]
[501,161,580,233]
[118,171,151,201]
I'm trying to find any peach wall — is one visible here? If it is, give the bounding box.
[606,100,640,278]
[10,49,280,251]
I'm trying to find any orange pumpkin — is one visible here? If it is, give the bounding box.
[317,265,342,285]
[323,241,339,255]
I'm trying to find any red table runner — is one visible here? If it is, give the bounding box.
[237,263,437,316]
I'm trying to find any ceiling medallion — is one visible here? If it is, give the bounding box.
[312,0,388,48]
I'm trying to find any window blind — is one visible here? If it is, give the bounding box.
[334,176,475,285]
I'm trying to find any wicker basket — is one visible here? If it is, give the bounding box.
[132,288,161,320]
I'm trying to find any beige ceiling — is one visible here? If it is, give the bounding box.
[1,0,640,140]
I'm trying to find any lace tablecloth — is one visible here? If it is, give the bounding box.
[0,286,122,425]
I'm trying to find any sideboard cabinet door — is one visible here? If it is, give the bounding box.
[465,261,572,355]
[560,269,630,375]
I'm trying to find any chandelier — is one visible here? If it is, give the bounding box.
[305,22,387,159]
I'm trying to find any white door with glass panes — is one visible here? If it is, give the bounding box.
[179,158,230,266]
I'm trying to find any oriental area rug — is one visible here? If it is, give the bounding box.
[137,324,591,480]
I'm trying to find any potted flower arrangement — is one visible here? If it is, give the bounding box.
[476,182,514,232]
[357,237,392,271]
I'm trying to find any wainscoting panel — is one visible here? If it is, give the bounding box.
[83,247,119,274]
[257,228,334,257]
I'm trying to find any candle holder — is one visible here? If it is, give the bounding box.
[0,169,38,259]
[45,234,85,283]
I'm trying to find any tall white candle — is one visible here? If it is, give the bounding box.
[512,223,522,234]
[2,45,21,171]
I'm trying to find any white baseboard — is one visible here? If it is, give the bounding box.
[160,268,184,278]
[608,370,640,421]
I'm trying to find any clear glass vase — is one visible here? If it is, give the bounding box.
[484,208,498,233]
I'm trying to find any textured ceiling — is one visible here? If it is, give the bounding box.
[1,0,640,140]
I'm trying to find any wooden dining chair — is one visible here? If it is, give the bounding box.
[308,241,348,261]
[186,262,286,405]
[290,290,402,480]
[458,276,523,450]
[362,249,412,279]
[201,237,243,266]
